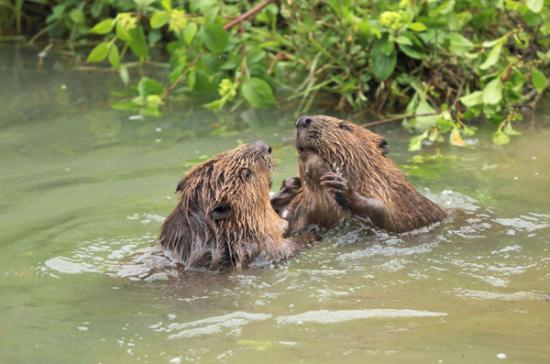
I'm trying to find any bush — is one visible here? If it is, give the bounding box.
[4,0,550,147]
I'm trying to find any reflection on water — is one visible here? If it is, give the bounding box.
[1,48,550,363]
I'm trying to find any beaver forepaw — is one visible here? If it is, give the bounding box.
[320,172,355,208]
[271,177,302,214]
[281,177,301,192]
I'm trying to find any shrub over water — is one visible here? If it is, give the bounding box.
[2,0,550,147]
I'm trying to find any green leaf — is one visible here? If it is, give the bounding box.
[460,91,483,107]
[526,0,543,13]
[449,33,473,56]
[111,100,138,111]
[409,130,429,151]
[203,22,229,53]
[183,23,198,45]
[116,22,132,42]
[503,122,522,136]
[128,27,149,59]
[480,43,502,70]
[450,127,465,146]
[108,44,120,67]
[69,9,85,24]
[409,22,427,32]
[47,4,66,23]
[137,77,164,98]
[398,44,426,60]
[150,11,169,29]
[492,131,510,144]
[87,42,109,63]
[91,18,115,34]
[395,35,412,46]
[371,41,397,81]
[161,0,172,10]
[119,65,130,86]
[169,64,185,82]
[436,117,452,132]
[482,78,503,105]
[413,100,437,131]
[241,78,277,108]
[482,36,505,48]
[532,67,548,93]
[428,128,439,142]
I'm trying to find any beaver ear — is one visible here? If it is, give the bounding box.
[212,202,232,220]
[175,177,186,193]
[379,139,389,156]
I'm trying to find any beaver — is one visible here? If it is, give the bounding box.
[271,115,447,233]
[159,141,314,270]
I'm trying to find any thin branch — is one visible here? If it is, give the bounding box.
[362,112,440,128]
[224,0,274,30]
[452,78,466,110]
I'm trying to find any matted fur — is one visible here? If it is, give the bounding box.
[284,115,447,233]
[159,142,296,270]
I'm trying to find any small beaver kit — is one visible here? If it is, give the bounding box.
[159,141,314,270]
[271,115,447,233]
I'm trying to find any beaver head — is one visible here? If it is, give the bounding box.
[295,115,389,192]
[159,141,289,270]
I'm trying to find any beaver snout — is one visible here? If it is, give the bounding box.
[251,140,272,154]
[296,116,313,129]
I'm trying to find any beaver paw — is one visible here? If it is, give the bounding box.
[271,177,302,213]
[320,172,354,208]
[281,177,301,193]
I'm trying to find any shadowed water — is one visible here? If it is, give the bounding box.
[1,48,549,363]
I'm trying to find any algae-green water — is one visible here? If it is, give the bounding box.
[1,48,549,363]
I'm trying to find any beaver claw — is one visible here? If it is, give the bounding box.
[320,172,355,208]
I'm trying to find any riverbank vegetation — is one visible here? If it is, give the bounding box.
[2,0,549,148]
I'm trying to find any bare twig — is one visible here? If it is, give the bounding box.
[452,79,466,110]
[362,112,440,128]
[224,0,275,30]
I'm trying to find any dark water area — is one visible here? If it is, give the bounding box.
[1,47,549,363]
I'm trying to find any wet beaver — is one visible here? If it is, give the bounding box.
[159,141,314,270]
[271,115,447,233]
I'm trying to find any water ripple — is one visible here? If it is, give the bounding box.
[276,309,447,324]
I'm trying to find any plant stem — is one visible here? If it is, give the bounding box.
[224,0,274,30]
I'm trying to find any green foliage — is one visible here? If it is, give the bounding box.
[4,0,550,148]
[241,78,277,109]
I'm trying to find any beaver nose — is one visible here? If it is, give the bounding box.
[296,116,313,129]
[252,140,272,154]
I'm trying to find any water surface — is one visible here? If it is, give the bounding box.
[1,48,549,363]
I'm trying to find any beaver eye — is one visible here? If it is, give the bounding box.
[379,139,389,156]
[339,123,352,131]
[240,168,253,181]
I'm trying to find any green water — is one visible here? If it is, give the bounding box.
[1,48,549,363]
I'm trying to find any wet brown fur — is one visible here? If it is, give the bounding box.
[159,142,298,270]
[284,115,447,233]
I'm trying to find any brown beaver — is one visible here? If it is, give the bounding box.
[271,115,447,233]
[159,141,314,270]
